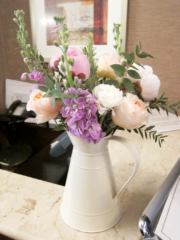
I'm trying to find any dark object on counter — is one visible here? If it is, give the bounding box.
[50,131,72,157]
[0,144,32,171]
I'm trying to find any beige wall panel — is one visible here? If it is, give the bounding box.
[126,0,180,113]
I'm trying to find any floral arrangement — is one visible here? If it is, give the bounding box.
[13,10,180,146]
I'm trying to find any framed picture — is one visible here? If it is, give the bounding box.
[29,0,128,61]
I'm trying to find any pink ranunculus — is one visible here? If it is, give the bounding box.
[112,93,148,130]
[26,89,62,124]
[67,47,90,80]
[50,54,61,71]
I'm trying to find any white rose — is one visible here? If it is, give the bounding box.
[112,93,148,130]
[93,84,123,115]
[128,64,160,101]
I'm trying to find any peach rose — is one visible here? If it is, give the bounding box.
[26,89,62,124]
[112,93,148,130]
[96,52,124,79]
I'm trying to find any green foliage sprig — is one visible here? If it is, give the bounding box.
[13,10,49,75]
[148,92,180,116]
[116,125,168,147]
[82,35,98,92]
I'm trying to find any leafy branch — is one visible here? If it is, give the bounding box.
[148,92,180,116]
[82,34,98,92]
[116,125,168,147]
[13,10,49,76]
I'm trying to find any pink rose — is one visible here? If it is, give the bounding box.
[26,89,62,124]
[50,54,61,71]
[112,93,148,130]
[67,47,90,80]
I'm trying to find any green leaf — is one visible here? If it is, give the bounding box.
[139,125,146,129]
[60,93,73,99]
[45,76,54,90]
[145,126,155,131]
[52,89,73,99]
[127,129,131,133]
[40,55,44,62]
[123,78,134,90]
[139,40,142,50]
[122,52,135,61]
[51,93,56,108]
[110,64,126,77]
[105,79,119,88]
[131,65,139,71]
[53,125,65,131]
[127,70,141,79]
[43,90,52,98]
[136,62,145,69]
[136,45,139,55]
[55,81,62,92]
[55,98,62,102]
[160,92,165,99]
[139,129,143,139]
[133,129,138,133]
[145,131,148,139]
[137,52,154,58]
[38,86,48,92]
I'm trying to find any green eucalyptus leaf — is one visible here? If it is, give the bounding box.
[55,81,62,92]
[43,90,52,98]
[40,55,44,62]
[136,62,145,69]
[127,70,141,79]
[55,98,62,102]
[122,52,135,61]
[123,78,134,90]
[105,79,119,88]
[138,52,154,58]
[136,45,139,55]
[139,40,142,50]
[110,64,126,77]
[38,86,48,92]
[145,126,155,131]
[45,76,54,90]
[51,93,56,108]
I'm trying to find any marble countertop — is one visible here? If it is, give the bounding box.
[0,130,180,240]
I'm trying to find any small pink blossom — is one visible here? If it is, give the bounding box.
[21,72,28,81]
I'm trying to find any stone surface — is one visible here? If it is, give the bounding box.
[0,130,180,240]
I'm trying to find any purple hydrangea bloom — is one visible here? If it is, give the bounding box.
[29,70,45,82]
[60,88,105,144]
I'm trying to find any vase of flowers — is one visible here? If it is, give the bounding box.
[13,10,179,232]
[60,132,140,232]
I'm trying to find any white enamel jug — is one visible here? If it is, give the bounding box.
[60,132,140,232]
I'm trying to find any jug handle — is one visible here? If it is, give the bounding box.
[109,135,140,198]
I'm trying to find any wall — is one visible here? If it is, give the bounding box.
[126,0,180,113]
[0,0,180,114]
[0,0,32,114]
